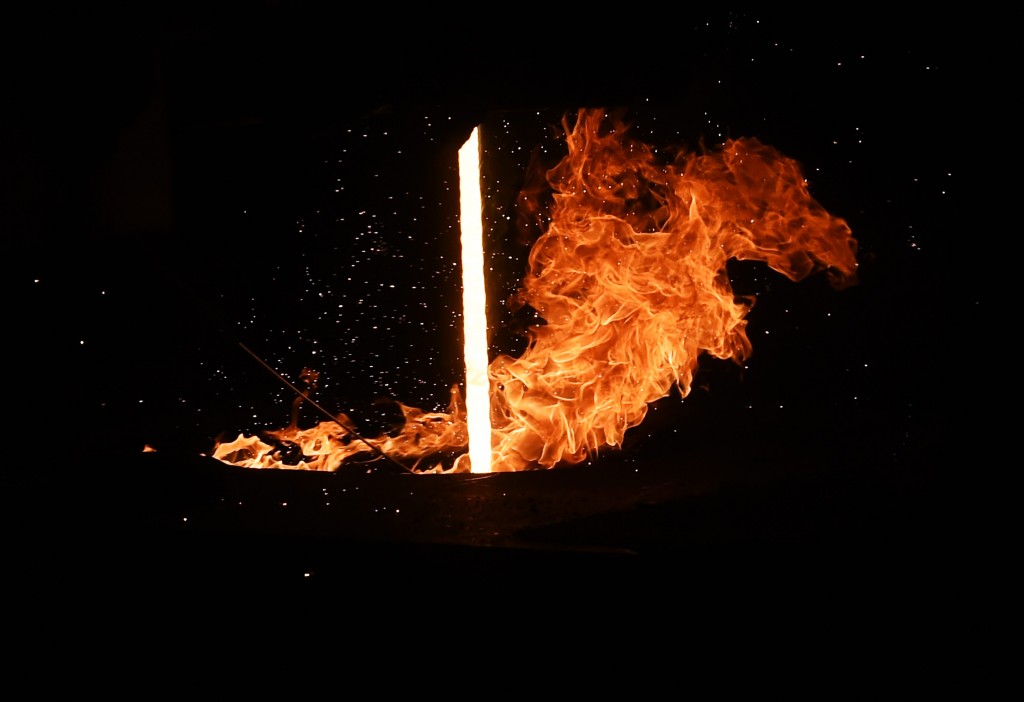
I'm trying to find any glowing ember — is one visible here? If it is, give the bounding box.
[211,107,858,473]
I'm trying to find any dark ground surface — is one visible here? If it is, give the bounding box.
[6,431,958,598]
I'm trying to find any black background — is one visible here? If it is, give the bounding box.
[4,5,988,606]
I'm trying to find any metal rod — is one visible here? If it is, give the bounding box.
[238,342,413,473]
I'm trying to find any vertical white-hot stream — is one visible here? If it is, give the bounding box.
[458,127,492,473]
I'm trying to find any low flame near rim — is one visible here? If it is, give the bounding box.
[211,107,858,474]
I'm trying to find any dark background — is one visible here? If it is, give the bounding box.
[4,5,986,597]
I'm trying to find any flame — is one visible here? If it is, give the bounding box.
[211,107,857,474]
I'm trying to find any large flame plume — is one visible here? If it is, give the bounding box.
[212,108,858,473]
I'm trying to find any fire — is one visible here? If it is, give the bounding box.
[211,107,858,474]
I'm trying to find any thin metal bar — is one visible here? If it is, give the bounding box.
[238,342,413,473]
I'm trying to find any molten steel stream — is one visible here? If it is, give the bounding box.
[458,127,493,473]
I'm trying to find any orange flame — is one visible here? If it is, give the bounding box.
[212,107,857,474]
